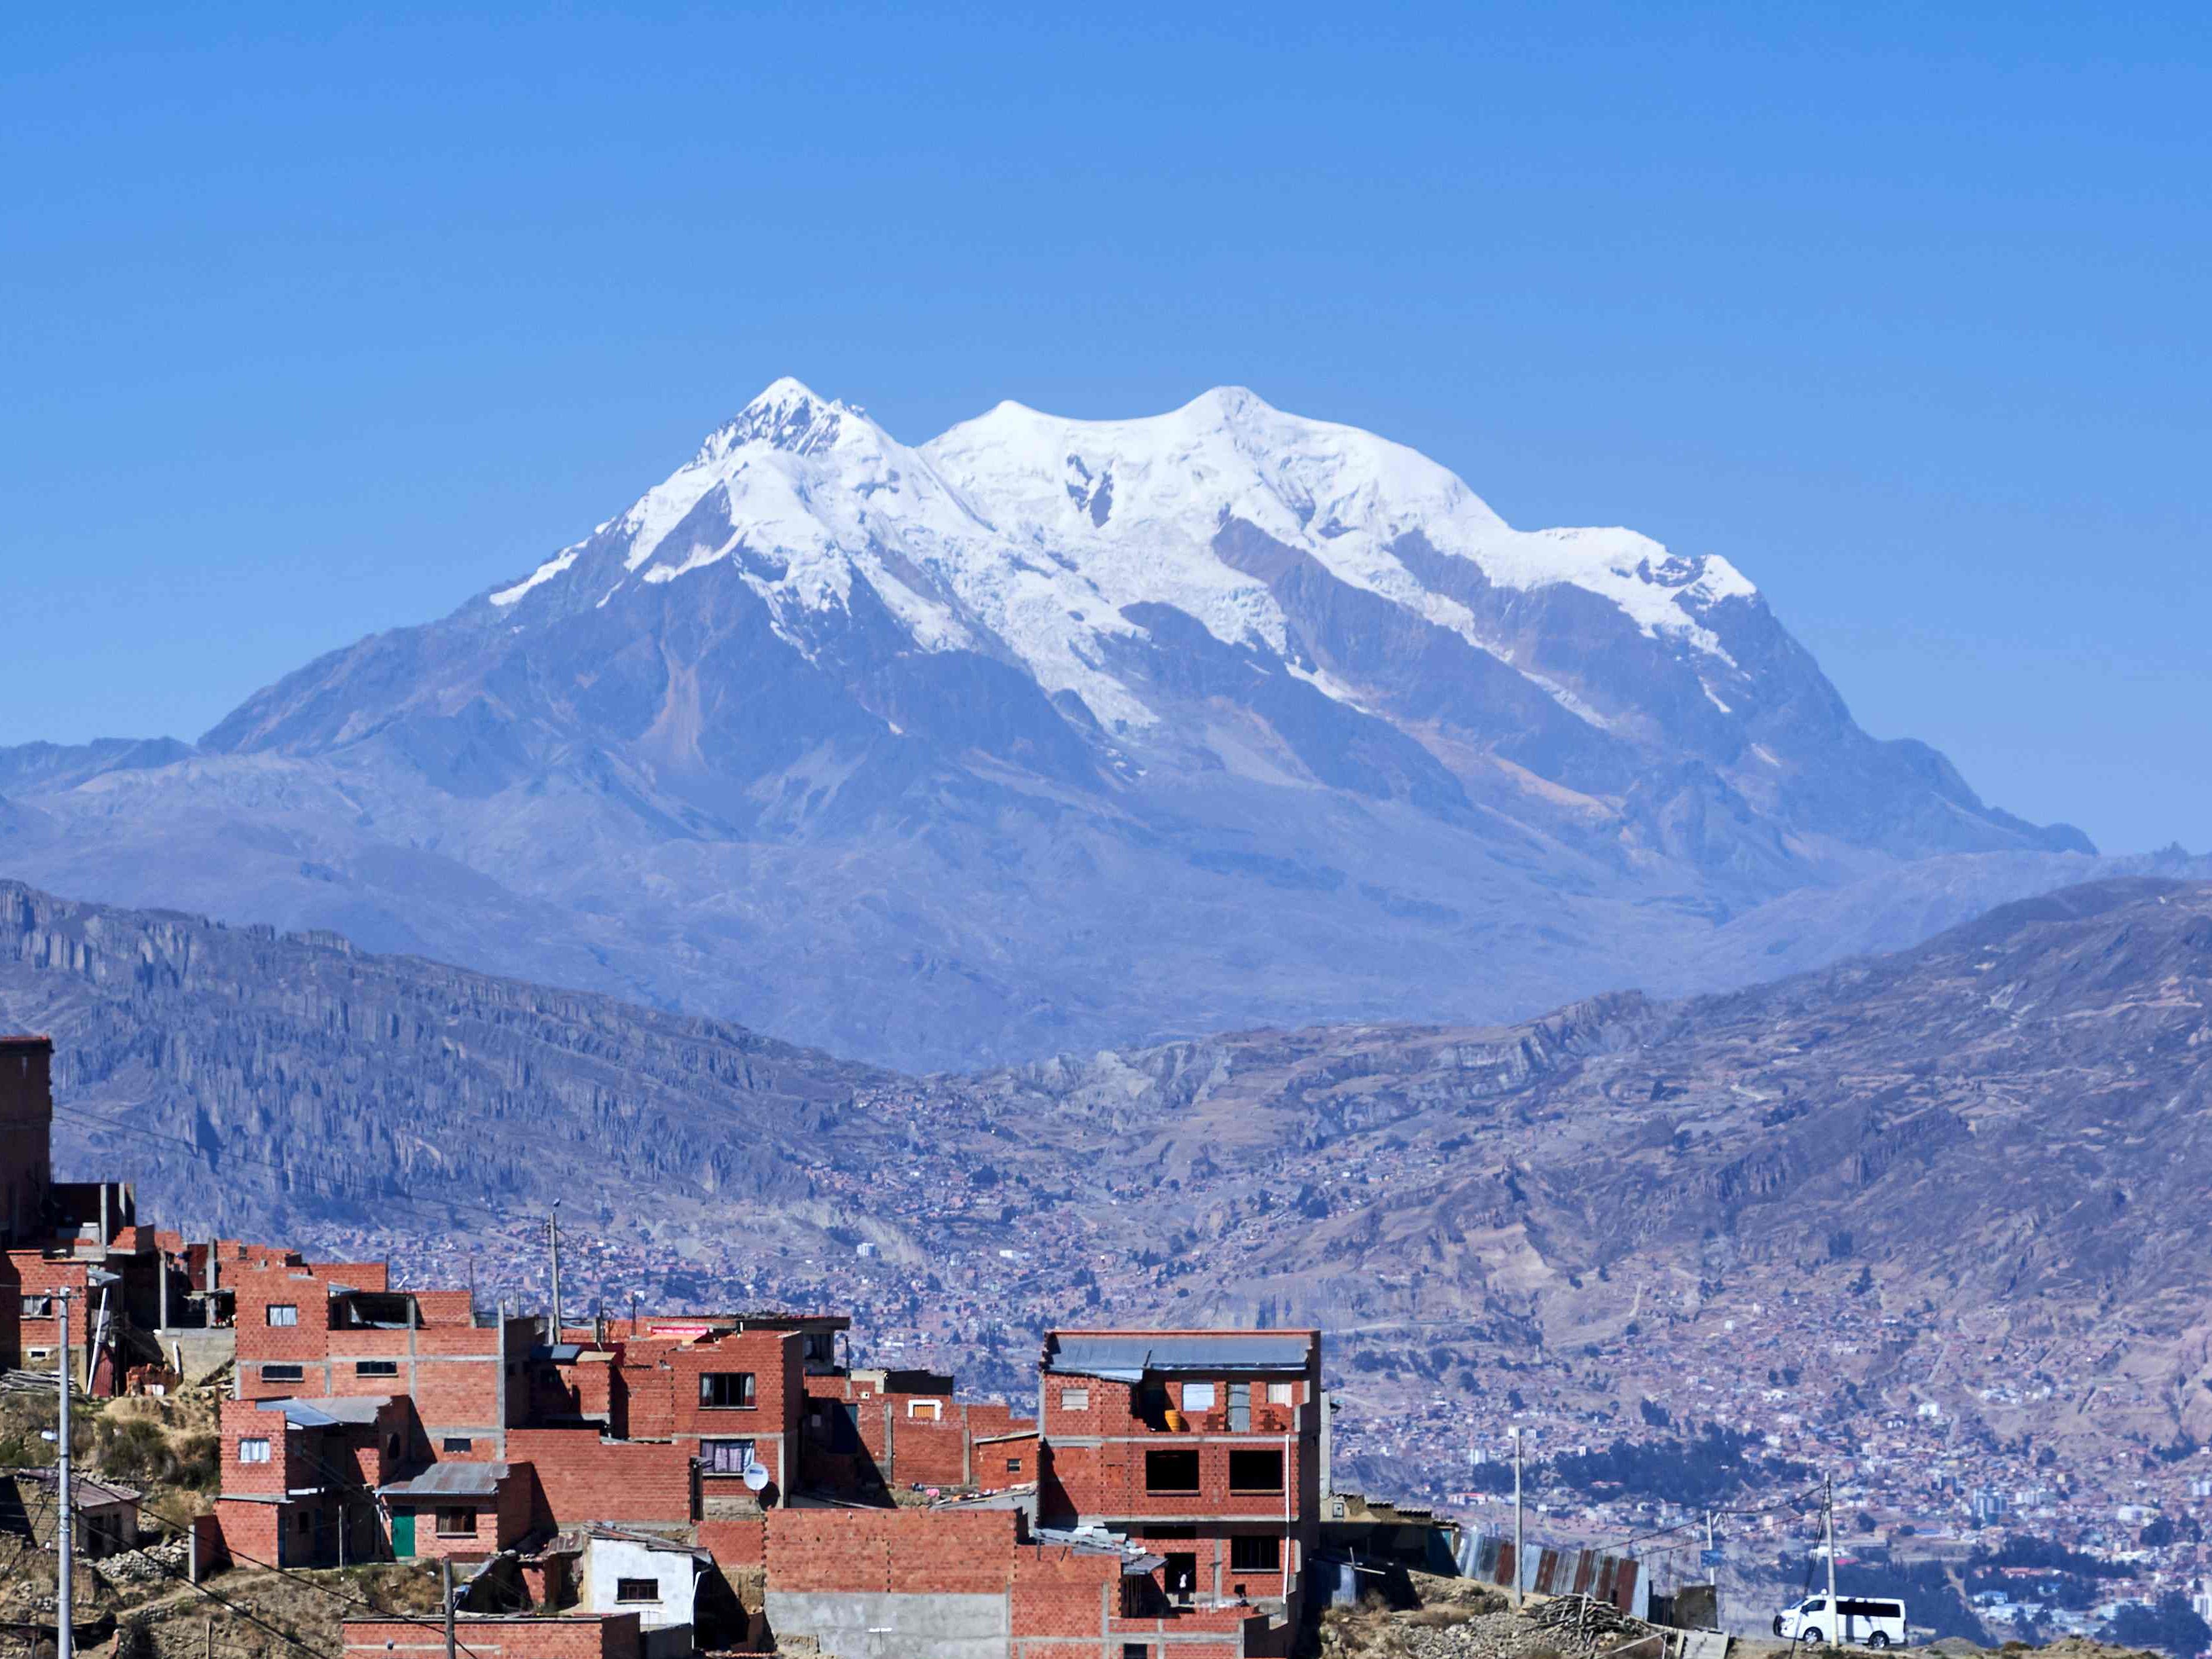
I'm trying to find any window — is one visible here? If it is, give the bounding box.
[1144,1449,1201,1492]
[1229,1449,1284,1492]
[435,1508,477,1537]
[702,1439,756,1474]
[442,1437,473,1453]
[1006,1457,1023,1473]
[20,1295,52,1318]
[1231,1534,1282,1573]
[296,1511,312,1534]
[1267,1381,1294,1406]
[266,1304,299,1327]
[908,1398,941,1420]
[261,1363,304,1383]
[355,1360,399,1377]
[615,1578,659,1603]
[238,1438,272,1464]
[1180,1381,1216,1411]
[1124,1647,1151,1659]
[698,1372,755,1409]
[1059,1387,1089,1412]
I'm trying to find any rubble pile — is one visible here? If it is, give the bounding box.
[97,1534,192,1588]
[1322,1586,1665,1659]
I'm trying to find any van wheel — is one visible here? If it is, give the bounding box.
[1803,1630,1824,1647]
[1868,1637,1891,1650]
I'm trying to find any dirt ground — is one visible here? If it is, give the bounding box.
[1318,1582,2172,1659]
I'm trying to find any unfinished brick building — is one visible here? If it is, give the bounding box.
[1035,1328,1324,1633]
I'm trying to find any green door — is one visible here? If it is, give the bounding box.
[391,1510,414,1559]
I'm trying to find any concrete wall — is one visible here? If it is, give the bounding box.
[580,1535,697,1631]
[762,1589,1009,1659]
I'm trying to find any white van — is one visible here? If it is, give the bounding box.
[1772,1595,1908,1648]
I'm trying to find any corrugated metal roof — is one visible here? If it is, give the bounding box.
[1045,1332,1311,1379]
[377,1461,511,1499]
[260,1395,392,1428]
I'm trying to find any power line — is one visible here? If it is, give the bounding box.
[75,1477,489,1659]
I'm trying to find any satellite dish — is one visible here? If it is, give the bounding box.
[742,1461,771,1492]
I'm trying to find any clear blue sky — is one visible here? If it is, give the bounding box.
[3,3,2205,852]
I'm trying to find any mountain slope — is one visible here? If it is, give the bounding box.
[0,382,2093,1066]
[9,871,2212,1479]
[0,880,897,1241]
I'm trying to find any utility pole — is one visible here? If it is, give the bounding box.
[57,1288,75,1659]
[1707,1508,1721,1626]
[547,1203,563,1341]
[1824,1470,1839,1639]
[442,1557,456,1659]
[1512,1425,1525,1610]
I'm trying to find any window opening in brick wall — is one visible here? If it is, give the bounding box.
[1229,1381,1250,1431]
[1145,1448,1201,1492]
[261,1364,303,1383]
[266,1304,299,1327]
[1059,1386,1089,1412]
[356,1360,399,1377]
[907,1398,941,1420]
[1180,1381,1216,1412]
[699,1372,755,1409]
[1267,1381,1294,1406]
[442,1437,473,1453]
[1231,1533,1282,1572]
[1006,1456,1023,1473]
[702,1438,756,1474]
[20,1295,52,1317]
[238,1438,270,1464]
[435,1508,477,1537]
[615,1578,658,1603]
[1229,1448,1284,1492]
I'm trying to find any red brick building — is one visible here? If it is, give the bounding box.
[1034,1329,1324,1635]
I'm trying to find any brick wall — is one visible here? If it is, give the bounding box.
[508,1430,695,1529]
[1,1252,90,1371]
[234,1262,336,1367]
[763,1508,1018,1594]
[1009,1542,1118,1652]
[342,1614,640,1659]
[1044,1434,1308,1522]
[696,1518,765,1573]
[211,1496,283,1571]
[219,1400,295,1497]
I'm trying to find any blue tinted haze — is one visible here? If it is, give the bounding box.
[3,3,2205,850]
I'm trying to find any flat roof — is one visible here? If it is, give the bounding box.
[259,1396,393,1428]
[1042,1330,1315,1380]
[377,1461,511,1500]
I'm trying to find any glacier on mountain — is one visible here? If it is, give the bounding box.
[485,377,1760,736]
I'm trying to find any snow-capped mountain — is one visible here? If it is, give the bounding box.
[3,382,2092,1066]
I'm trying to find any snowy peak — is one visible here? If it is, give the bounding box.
[486,380,1776,748]
[697,376,871,462]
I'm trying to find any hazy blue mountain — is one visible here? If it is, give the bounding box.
[0,381,2098,1067]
